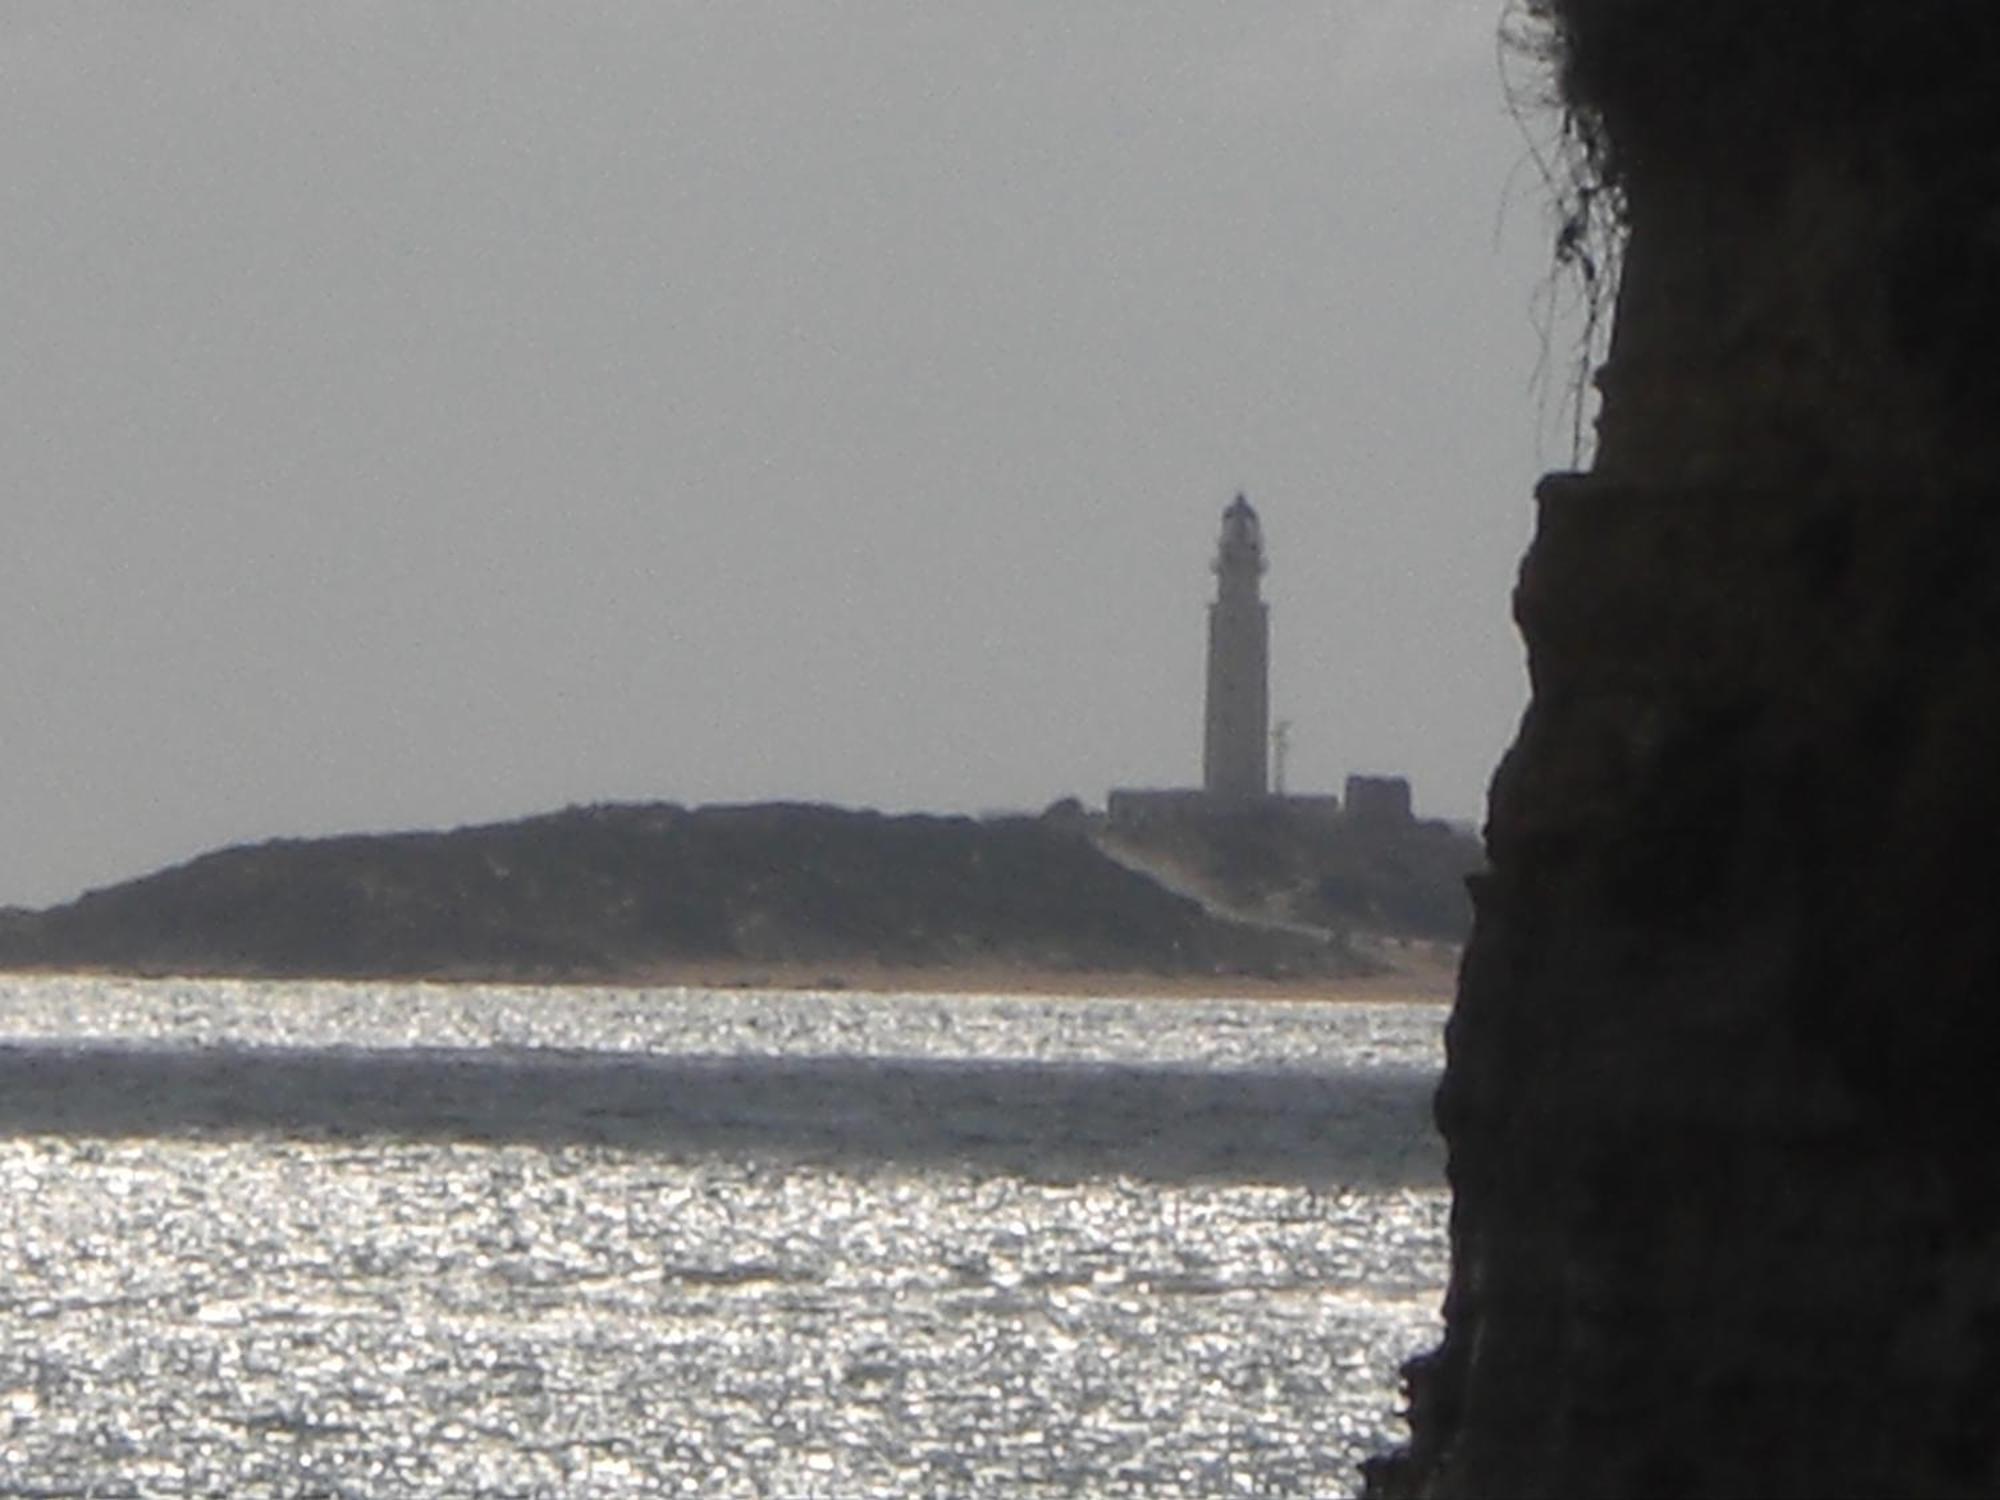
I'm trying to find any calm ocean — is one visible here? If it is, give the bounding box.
[0,977,1445,1498]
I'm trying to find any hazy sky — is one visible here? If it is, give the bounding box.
[1,2,1578,908]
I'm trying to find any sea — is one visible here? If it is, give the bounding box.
[0,976,1447,1499]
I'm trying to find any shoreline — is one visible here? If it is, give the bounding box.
[2,946,1462,1005]
[623,947,1461,1003]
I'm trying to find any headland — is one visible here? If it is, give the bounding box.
[0,800,1470,998]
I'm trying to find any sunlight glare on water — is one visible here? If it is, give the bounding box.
[0,977,1446,1498]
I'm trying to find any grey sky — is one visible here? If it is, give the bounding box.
[1,2,1572,908]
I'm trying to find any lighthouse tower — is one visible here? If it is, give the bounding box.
[1202,494,1270,799]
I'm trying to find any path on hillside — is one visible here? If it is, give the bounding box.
[1091,831,1462,1001]
[1090,833,1340,942]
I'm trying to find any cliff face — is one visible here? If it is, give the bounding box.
[1370,6,2000,1495]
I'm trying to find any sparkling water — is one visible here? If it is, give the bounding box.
[0,977,1445,1498]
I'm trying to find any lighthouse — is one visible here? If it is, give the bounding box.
[1202,494,1270,799]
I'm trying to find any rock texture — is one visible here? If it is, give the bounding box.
[0,802,1357,986]
[1368,5,2000,1496]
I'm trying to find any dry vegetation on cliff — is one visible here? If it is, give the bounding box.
[1509,0,2000,459]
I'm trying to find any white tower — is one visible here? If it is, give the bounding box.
[1203,494,1269,799]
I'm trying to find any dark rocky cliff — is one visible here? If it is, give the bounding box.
[1370,4,2000,1496]
[0,802,1356,985]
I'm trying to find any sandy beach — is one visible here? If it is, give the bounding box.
[613,941,1462,1005]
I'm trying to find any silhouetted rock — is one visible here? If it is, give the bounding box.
[0,802,1361,986]
[1367,5,2000,1496]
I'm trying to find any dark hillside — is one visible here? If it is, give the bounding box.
[0,802,1360,985]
